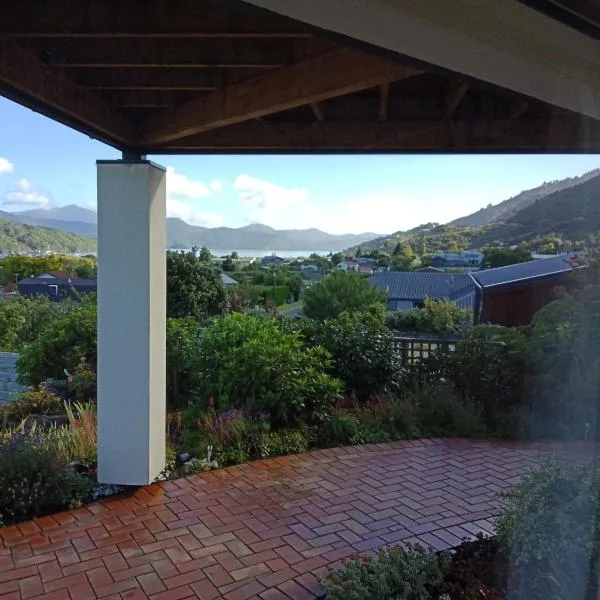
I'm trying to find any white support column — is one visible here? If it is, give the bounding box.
[96,160,166,485]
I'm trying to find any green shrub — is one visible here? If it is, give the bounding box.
[316,413,362,447]
[0,295,64,352]
[496,458,600,600]
[303,271,387,321]
[386,298,472,335]
[301,311,397,401]
[258,430,309,458]
[16,294,97,386]
[166,317,202,410]
[412,384,487,438]
[321,544,451,600]
[197,314,343,425]
[0,436,93,526]
[2,387,64,421]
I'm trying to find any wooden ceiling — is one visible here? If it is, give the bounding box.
[1,0,600,154]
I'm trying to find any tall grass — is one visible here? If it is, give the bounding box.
[45,402,97,464]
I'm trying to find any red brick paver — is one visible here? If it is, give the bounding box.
[0,438,586,599]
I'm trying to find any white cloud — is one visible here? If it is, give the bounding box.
[0,157,14,175]
[232,174,420,235]
[2,178,51,208]
[164,166,223,227]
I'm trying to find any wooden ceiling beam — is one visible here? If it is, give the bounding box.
[379,83,389,122]
[0,39,132,145]
[4,32,312,39]
[509,99,529,119]
[148,117,599,152]
[137,47,420,146]
[56,62,284,69]
[310,102,325,121]
[444,81,469,117]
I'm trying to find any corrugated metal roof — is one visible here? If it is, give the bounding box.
[221,273,238,286]
[369,272,475,302]
[472,255,575,288]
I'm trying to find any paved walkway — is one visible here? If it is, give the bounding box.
[0,438,582,600]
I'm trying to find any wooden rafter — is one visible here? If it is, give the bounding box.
[149,117,600,152]
[509,99,529,119]
[379,83,389,122]
[310,102,325,121]
[137,47,420,146]
[0,39,132,145]
[444,81,469,117]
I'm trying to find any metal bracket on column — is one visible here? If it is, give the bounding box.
[121,149,147,161]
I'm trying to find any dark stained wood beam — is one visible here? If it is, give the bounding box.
[0,0,313,38]
[137,48,420,146]
[444,81,469,117]
[147,117,600,152]
[56,62,284,69]
[310,102,325,121]
[379,83,389,122]
[0,39,132,145]
[509,99,529,119]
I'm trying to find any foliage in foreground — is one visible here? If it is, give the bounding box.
[386,298,473,336]
[321,544,451,600]
[496,457,600,600]
[196,314,343,425]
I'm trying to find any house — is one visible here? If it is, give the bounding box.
[17,275,97,301]
[260,255,286,268]
[300,263,319,272]
[0,282,17,296]
[221,273,238,287]
[358,265,374,276]
[369,272,476,312]
[430,250,484,272]
[356,257,377,267]
[471,255,586,327]
[337,259,359,272]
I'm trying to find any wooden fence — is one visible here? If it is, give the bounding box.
[391,333,464,368]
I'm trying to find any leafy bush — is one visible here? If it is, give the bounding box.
[386,298,473,335]
[303,271,387,321]
[167,249,228,320]
[0,435,93,527]
[496,458,600,600]
[0,295,64,352]
[321,544,451,600]
[196,314,343,425]
[2,387,64,422]
[301,311,397,401]
[16,294,97,386]
[67,357,96,403]
[166,317,202,410]
[258,429,309,458]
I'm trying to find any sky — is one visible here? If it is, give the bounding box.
[2,96,600,236]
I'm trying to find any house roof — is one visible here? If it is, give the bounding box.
[369,271,475,303]
[471,255,577,289]
[221,273,238,286]
[18,276,97,287]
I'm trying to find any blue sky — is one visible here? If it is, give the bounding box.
[2,96,600,235]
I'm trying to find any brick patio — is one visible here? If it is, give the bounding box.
[0,438,579,600]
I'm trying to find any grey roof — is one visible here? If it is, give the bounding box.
[369,272,475,303]
[18,277,96,287]
[221,273,238,286]
[472,255,575,288]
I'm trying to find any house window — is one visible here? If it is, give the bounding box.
[48,285,58,296]
[413,301,425,309]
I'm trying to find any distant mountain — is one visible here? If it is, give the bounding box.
[165,220,380,251]
[0,207,379,251]
[448,169,600,228]
[17,204,98,224]
[0,218,96,253]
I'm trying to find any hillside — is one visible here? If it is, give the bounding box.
[355,170,600,254]
[1,206,379,251]
[0,218,97,253]
[448,169,600,227]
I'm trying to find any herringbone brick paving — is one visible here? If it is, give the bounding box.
[0,438,586,599]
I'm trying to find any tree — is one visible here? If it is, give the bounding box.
[303,271,387,321]
[222,254,236,272]
[167,250,228,320]
[483,247,532,269]
[197,246,213,263]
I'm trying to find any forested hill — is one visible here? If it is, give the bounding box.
[448,168,600,228]
[353,170,600,254]
[0,218,97,253]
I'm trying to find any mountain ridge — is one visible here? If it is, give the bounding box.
[0,206,381,251]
